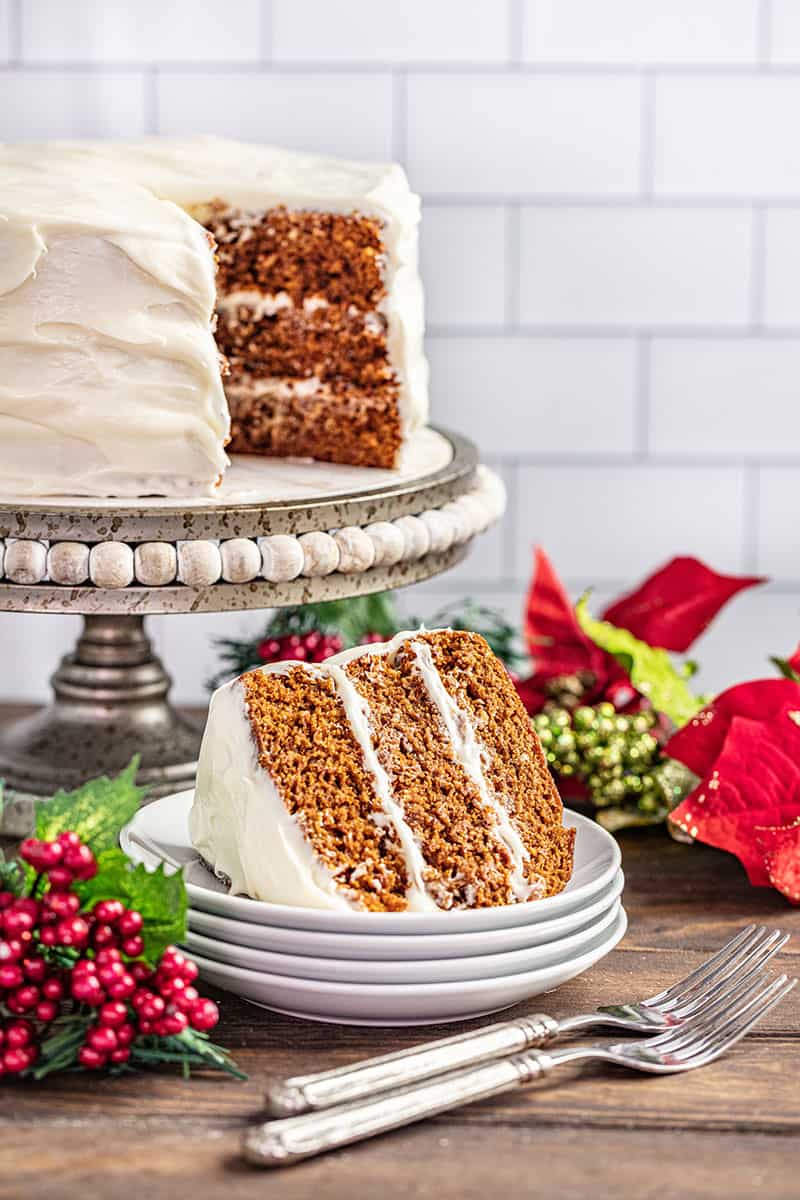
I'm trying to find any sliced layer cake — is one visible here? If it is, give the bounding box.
[191,630,575,912]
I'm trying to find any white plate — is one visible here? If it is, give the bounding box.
[183,898,622,984]
[191,907,627,1026]
[122,792,621,934]
[186,869,625,961]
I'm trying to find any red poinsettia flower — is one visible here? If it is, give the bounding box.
[517,548,761,716]
[602,557,763,652]
[667,678,800,899]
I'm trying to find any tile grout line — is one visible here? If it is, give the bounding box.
[13,60,800,76]
[391,69,408,165]
[742,465,761,573]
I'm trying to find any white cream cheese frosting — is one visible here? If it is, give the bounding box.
[190,631,535,912]
[0,137,429,494]
[0,162,230,498]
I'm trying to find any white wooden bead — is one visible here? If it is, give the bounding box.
[177,541,222,587]
[134,542,177,587]
[441,501,472,544]
[89,542,134,589]
[220,538,261,583]
[48,542,89,586]
[477,467,507,521]
[333,526,376,574]
[299,531,340,577]
[260,535,304,583]
[418,509,455,554]
[452,493,486,535]
[5,539,47,585]
[393,515,431,561]
[364,521,406,567]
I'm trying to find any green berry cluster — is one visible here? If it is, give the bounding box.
[533,701,667,819]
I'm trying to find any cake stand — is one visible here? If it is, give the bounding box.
[0,428,504,801]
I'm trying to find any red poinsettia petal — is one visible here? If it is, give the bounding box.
[755,819,800,905]
[670,716,800,886]
[601,556,763,653]
[665,677,800,778]
[513,675,548,716]
[524,546,611,680]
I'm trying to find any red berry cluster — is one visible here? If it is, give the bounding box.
[0,833,219,1077]
[256,630,344,665]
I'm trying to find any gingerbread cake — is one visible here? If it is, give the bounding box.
[191,629,575,913]
[0,137,428,496]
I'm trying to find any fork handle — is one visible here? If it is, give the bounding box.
[244,1048,562,1167]
[265,1013,559,1116]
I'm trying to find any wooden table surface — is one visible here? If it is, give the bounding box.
[2,775,799,1196]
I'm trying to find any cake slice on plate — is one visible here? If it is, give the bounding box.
[191,629,575,912]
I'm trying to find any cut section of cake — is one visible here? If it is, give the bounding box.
[191,629,575,912]
[0,137,428,491]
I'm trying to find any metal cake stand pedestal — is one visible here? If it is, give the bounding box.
[0,428,504,800]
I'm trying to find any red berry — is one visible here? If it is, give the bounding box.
[0,938,23,963]
[22,956,47,983]
[57,832,81,849]
[78,1045,106,1070]
[62,844,97,881]
[132,987,152,1010]
[128,960,150,983]
[39,926,58,947]
[92,923,118,949]
[99,1001,128,1028]
[189,998,220,1032]
[117,910,143,937]
[20,837,64,870]
[47,866,74,891]
[42,976,64,1002]
[72,957,97,977]
[97,962,125,989]
[109,1047,130,1065]
[2,1046,33,1073]
[105,973,135,1001]
[137,1019,155,1036]
[10,984,39,1011]
[44,891,80,919]
[172,985,200,1013]
[4,1019,33,1049]
[0,964,24,990]
[55,916,90,948]
[86,1024,117,1054]
[121,935,144,958]
[115,1023,135,1047]
[93,899,125,924]
[156,1010,188,1037]
[71,976,104,1006]
[35,1000,58,1023]
[139,994,165,1022]
[95,947,122,965]
[0,892,14,910]
[158,947,186,975]
[2,907,36,937]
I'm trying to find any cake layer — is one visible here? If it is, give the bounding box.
[191,630,575,913]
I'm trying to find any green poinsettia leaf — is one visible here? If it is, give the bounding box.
[35,758,146,857]
[576,598,702,728]
[75,847,187,966]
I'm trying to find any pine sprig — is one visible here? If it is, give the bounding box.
[129,1028,247,1081]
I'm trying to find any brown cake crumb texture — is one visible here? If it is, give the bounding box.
[205,204,402,468]
[412,631,575,899]
[241,668,409,911]
[344,650,518,909]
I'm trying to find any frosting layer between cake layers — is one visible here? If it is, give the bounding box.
[0,163,230,498]
[191,630,575,913]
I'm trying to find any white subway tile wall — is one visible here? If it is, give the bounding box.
[2,0,799,704]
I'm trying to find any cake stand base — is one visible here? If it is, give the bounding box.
[0,615,202,798]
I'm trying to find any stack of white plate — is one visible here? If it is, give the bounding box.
[123,792,626,1026]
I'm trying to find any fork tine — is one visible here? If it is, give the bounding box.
[669,930,790,1018]
[680,975,797,1067]
[662,973,793,1062]
[653,926,780,1013]
[645,970,773,1055]
[646,925,759,1007]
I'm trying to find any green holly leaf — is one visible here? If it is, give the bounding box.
[576,598,703,728]
[75,848,187,966]
[35,758,146,857]
[771,655,800,683]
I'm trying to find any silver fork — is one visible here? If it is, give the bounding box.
[244,971,796,1167]
[265,924,788,1116]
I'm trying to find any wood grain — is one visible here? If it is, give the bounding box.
[1,706,798,1198]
